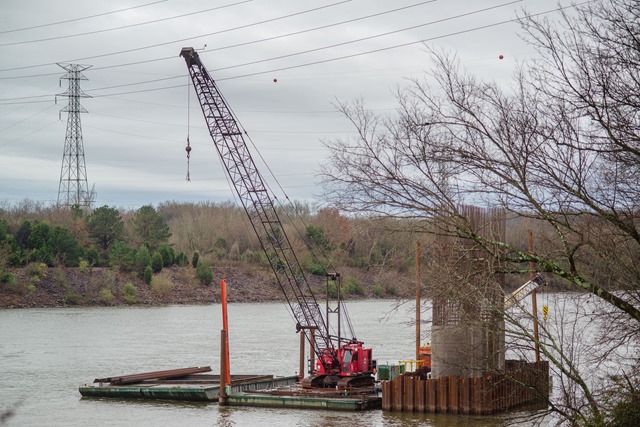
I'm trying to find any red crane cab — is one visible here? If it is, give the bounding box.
[308,341,376,389]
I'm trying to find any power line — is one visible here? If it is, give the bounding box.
[0,118,59,148]
[0,103,57,133]
[89,0,538,93]
[0,2,583,104]
[0,0,520,92]
[0,99,53,106]
[0,0,167,34]
[86,0,440,72]
[99,95,346,113]
[64,0,343,63]
[0,0,351,75]
[211,0,522,73]
[91,75,183,92]
[198,0,439,56]
[205,1,587,82]
[0,0,253,47]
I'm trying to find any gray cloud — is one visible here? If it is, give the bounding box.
[0,0,569,209]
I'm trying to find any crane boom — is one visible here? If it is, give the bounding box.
[504,273,546,310]
[179,47,356,374]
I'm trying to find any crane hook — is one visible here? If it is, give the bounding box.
[185,137,192,181]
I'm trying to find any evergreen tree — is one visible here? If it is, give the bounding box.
[49,226,84,267]
[143,265,152,285]
[158,243,175,266]
[151,251,164,273]
[86,205,125,251]
[86,247,100,266]
[131,205,171,252]
[196,259,213,286]
[134,246,151,278]
[109,241,135,271]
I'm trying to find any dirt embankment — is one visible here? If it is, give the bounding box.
[0,264,402,309]
[0,265,284,308]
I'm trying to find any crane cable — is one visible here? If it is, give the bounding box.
[185,75,192,181]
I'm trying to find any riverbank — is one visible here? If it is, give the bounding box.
[0,264,406,308]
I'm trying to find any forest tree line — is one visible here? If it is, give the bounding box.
[0,200,427,297]
[0,198,613,298]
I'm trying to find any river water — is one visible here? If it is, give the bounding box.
[0,300,541,426]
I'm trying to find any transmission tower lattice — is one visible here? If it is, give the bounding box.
[56,63,95,208]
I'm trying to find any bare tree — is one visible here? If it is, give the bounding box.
[320,0,639,424]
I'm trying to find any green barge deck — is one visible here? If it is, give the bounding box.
[79,367,298,402]
[221,383,381,411]
[79,366,381,411]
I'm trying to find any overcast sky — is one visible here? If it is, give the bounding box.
[0,0,572,210]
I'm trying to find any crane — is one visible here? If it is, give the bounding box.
[180,47,375,389]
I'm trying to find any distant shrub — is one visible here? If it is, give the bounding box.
[99,287,115,304]
[175,252,189,267]
[196,260,213,286]
[78,259,90,273]
[122,282,137,304]
[151,275,174,297]
[343,277,364,296]
[1,270,24,294]
[229,242,240,261]
[308,263,326,276]
[86,247,100,266]
[134,246,151,278]
[151,251,164,273]
[212,238,228,260]
[26,284,36,295]
[64,291,81,305]
[26,262,47,279]
[144,265,153,285]
[89,269,117,295]
[52,267,68,288]
[158,244,175,266]
[386,286,399,297]
[305,224,330,250]
[372,285,384,298]
[191,251,200,268]
[240,249,260,264]
[0,271,16,285]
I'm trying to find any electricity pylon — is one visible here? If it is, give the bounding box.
[56,63,95,209]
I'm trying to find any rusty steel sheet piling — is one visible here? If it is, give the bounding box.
[381,361,549,415]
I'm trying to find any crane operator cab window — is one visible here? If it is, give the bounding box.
[342,350,352,373]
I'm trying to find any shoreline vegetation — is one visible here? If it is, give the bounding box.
[1,201,571,310]
[0,202,412,309]
[0,263,406,309]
